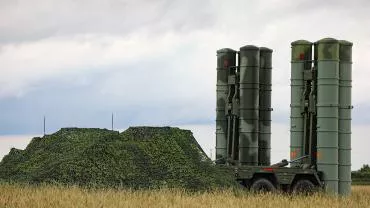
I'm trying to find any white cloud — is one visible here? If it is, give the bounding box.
[0,0,214,42]
[0,33,192,98]
[1,0,369,106]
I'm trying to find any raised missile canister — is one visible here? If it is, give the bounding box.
[239,45,260,165]
[316,38,340,194]
[338,40,353,196]
[290,40,312,167]
[259,47,273,166]
[216,48,237,161]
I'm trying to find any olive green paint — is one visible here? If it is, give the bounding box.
[316,38,340,194]
[216,48,237,161]
[259,47,273,166]
[290,40,312,167]
[338,40,353,196]
[239,45,260,165]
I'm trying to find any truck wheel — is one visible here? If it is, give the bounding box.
[292,179,315,194]
[250,178,276,193]
[238,180,248,188]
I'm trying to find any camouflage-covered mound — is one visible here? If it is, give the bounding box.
[0,127,237,190]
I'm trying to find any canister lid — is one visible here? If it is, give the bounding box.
[317,37,339,44]
[240,45,259,51]
[259,47,273,52]
[216,48,236,53]
[291,40,312,46]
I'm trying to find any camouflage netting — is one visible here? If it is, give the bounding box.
[0,127,238,190]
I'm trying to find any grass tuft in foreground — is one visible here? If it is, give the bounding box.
[1,184,369,208]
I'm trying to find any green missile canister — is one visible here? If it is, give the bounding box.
[239,45,260,165]
[316,38,340,194]
[338,40,353,196]
[290,40,312,167]
[259,47,273,166]
[216,48,237,161]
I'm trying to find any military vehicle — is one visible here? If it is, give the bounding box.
[215,38,352,195]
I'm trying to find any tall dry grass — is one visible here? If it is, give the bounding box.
[0,184,369,208]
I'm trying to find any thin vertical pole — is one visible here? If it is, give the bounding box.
[111,113,114,131]
[43,116,46,136]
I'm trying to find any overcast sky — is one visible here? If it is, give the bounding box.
[1,0,369,170]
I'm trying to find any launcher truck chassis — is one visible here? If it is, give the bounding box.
[234,163,324,193]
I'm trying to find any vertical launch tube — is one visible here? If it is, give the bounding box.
[239,45,260,165]
[216,48,237,161]
[316,38,340,194]
[338,40,353,196]
[259,47,273,166]
[290,40,312,167]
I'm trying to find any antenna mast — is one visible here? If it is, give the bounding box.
[111,113,114,131]
[43,116,46,136]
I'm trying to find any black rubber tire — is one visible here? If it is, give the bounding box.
[238,180,248,189]
[250,178,276,193]
[292,179,316,194]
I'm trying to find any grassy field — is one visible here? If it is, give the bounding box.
[1,184,370,208]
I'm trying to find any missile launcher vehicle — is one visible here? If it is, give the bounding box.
[234,158,322,193]
[215,38,352,195]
